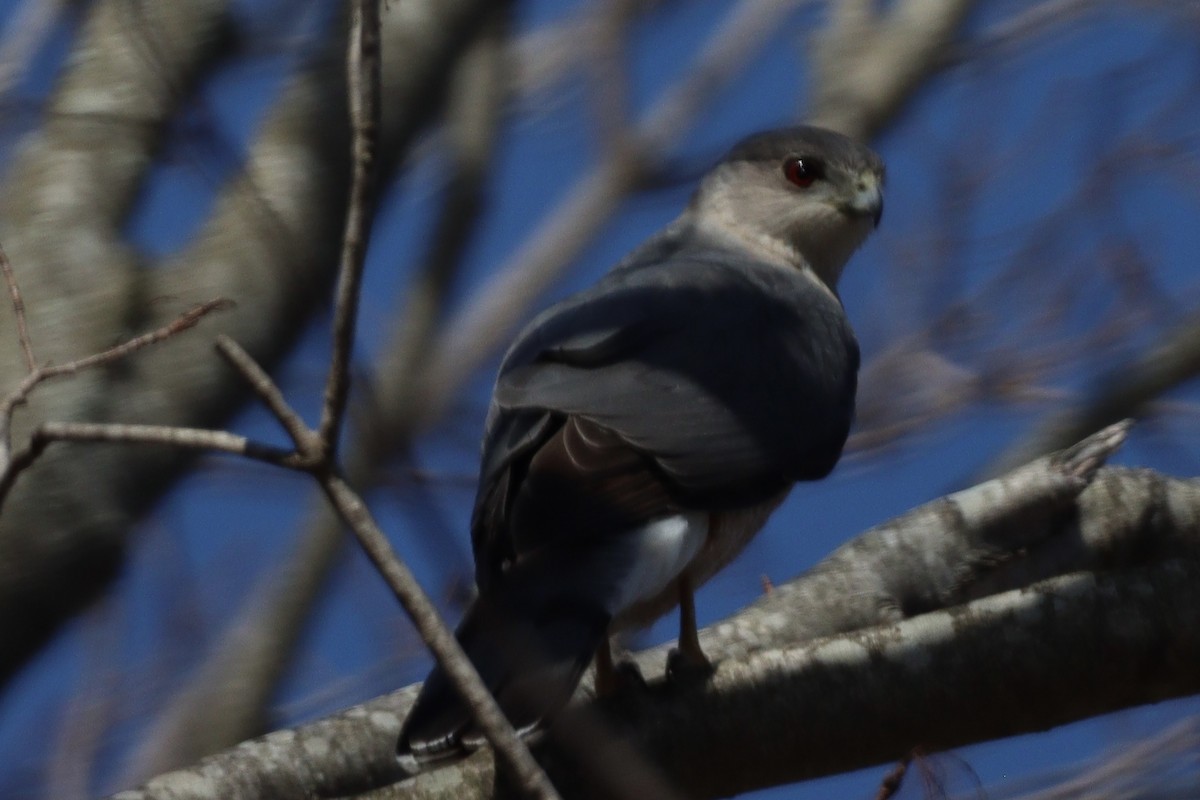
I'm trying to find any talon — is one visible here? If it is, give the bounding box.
[595,638,647,696]
[666,645,714,682]
[596,658,648,696]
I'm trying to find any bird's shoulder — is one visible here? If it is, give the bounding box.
[470,223,861,578]
[498,223,854,384]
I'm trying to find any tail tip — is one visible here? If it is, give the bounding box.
[396,730,464,776]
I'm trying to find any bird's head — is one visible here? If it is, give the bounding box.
[689,126,885,290]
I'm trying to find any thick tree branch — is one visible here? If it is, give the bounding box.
[536,560,1200,799]
[105,428,1200,799]
[811,0,978,140]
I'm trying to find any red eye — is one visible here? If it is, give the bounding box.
[783,157,823,188]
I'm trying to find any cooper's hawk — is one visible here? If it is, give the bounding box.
[398,126,884,767]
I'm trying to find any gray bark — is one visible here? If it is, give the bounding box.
[107,427,1200,799]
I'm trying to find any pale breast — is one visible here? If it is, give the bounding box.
[612,490,790,629]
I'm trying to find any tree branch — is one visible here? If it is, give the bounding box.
[0,0,498,686]
[811,0,978,140]
[103,428,1200,800]
[110,12,515,782]
[988,315,1200,476]
[318,0,381,455]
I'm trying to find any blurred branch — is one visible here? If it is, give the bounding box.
[415,0,814,434]
[947,0,1100,63]
[810,0,978,140]
[0,0,499,687]
[44,594,120,800]
[586,0,637,156]
[509,0,672,105]
[0,243,34,371]
[987,316,1200,476]
[0,0,239,686]
[0,0,78,97]
[416,0,978,436]
[982,716,1200,800]
[104,425,1200,799]
[376,11,509,444]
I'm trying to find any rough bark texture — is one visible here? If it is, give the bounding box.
[107,445,1200,799]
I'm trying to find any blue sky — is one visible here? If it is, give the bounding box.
[1,0,1199,798]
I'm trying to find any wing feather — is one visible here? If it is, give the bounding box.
[471,255,858,577]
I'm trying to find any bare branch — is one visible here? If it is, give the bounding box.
[36,421,297,466]
[109,512,1200,800]
[0,0,497,686]
[811,0,978,140]
[0,242,36,372]
[988,316,1200,476]
[39,299,234,381]
[318,0,382,456]
[105,425,1200,800]
[115,12,515,783]
[215,335,315,453]
[0,298,233,504]
[319,474,562,800]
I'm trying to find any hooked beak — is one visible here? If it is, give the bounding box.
[843,172,884,228]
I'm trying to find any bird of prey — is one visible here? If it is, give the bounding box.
[397,125,884,768]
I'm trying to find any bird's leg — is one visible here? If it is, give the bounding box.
[594,636,618,696]
[667,574,714,680]
[594,635,646,696]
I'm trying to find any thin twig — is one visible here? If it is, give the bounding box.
[317,0,381,455]
[329,4,558,795]
[215,335,316,454]
[25,359,561,799]
[0,242,36,372]
[202,4,555,795]
[0,437,45,507]
[0,299,232,423]
[320,474,563,800]
[0,298,233,497]
[0,421,297,509]
[37,422,298,465]
[38,299,234,381]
